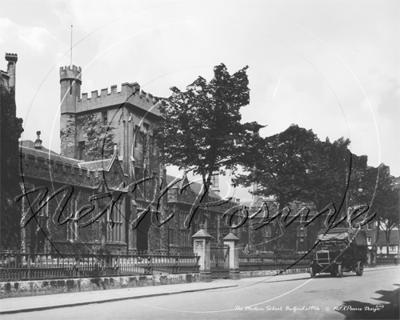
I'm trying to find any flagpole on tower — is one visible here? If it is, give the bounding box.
[70,25,73,67]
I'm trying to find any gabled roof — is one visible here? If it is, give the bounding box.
[20,140,58,154]
[78,159,112,171]
[165,174,220,199]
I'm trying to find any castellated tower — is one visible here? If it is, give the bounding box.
[1,53,18,95]
[6,53,18,90]
[60,65,81,158]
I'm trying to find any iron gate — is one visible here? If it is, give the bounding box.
[210,245,229,279]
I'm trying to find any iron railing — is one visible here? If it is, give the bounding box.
[0,251,200,281]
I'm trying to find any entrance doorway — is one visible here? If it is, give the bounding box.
[210,244,230,279]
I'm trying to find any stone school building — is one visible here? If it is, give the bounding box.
[3,53,376,257]
[2,53,239,255]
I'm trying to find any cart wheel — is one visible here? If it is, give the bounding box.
[309,267,315,278]
[355,261,363,276]
[337,264,343,278]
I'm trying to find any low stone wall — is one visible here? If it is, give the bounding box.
[240,267,309,278]
[240,264,399,278]
[0,273,200,299]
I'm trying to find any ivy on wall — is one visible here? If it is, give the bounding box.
[1,86,23,250]
[75,113,115,161]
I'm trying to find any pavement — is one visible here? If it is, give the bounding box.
[0,280,240,315]
[0,265,397,315]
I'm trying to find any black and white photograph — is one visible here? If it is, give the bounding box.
[0,0,399,319]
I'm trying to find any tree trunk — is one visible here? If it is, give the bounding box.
[386,228,392,256]
[398,228,400,257]
[101,214,107,252]
[375,220,381,258]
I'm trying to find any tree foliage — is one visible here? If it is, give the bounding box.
[235,125,324,249]
[234,124,381,249]
[235,124,373,215]
[362,164,400,253]
[236,125,321,207]
[0,86,24,250]
[306,137,351,212]
[155,63,258,194]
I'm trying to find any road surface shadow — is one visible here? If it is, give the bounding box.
[334,284,399,319]
[260,273,334,283]
[258,272,351,283]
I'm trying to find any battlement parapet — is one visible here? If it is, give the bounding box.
[19,149,132,189]
[76,82,161,116]
[5,53,18,62]
[60,65,82,82]
[21,146,128,188]
[101,88,108,97]
[91,90,98,99]
[20,151,95,188]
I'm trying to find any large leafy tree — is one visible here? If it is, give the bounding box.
[306,137,351,213]
[1,86,24,250]
[235,125,321,249]
[308,142,372,228]
[237,124,320,207]
[155,63,258,227]
[235,124,375,249]
[237,126,371,217]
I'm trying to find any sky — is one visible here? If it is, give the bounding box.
[1,0,399,202]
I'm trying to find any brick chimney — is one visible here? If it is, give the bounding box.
[35,131,42,150]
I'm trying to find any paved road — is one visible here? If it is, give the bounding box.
[2,267,399,320]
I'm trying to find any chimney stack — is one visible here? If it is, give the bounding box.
[35,131,42,150]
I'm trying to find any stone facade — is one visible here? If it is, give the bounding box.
[4,53,378,261]
[165,174,240,251]
[17,60,240,255]
[18,146,130,254]
[18,62,168,255]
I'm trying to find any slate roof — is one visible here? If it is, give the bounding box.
[20,145,114,172]
[78,159,113,171]
[20,140,58,154]
[20,146,81,167]
[166,174,220,199]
